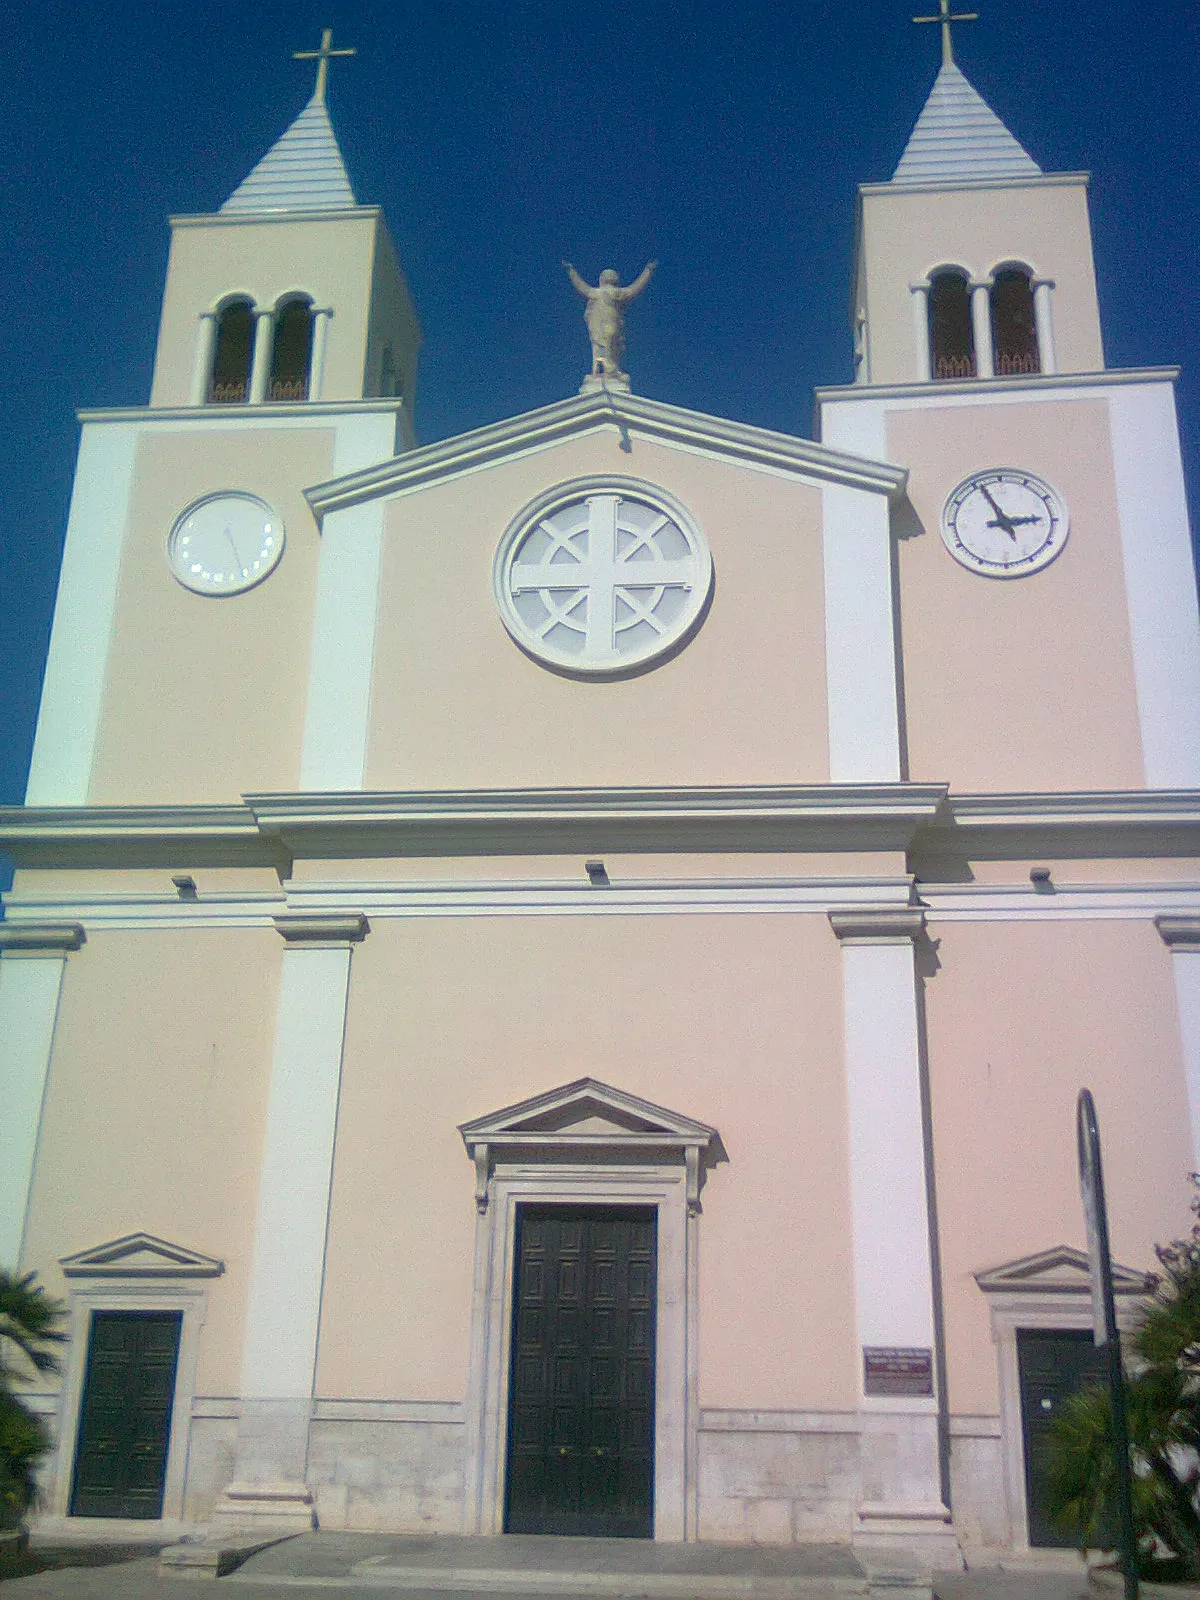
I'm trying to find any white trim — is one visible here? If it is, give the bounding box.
[298,500,386,790]
[9,878,1200,933]
[25,424,137,805]
[1032,282,1057,376]
[860,171,1091,198]
[816,365,1179,418]
[306,391,907,517]
[464,1163,697,1542]
[1160,949,1200,1171]
[1108,383,1200,787]
[47,1278,211,1526]
[910,284,931,383]
[297,409,419,791]
[169,205,385,229]
[970,282,994,380]
[835,933,935,1361]
[821,478,902,782]
[239,942,353,1401]
[79,400,405,425]
[189,313,219,407]
[308,309,333,403]
[0,954,69,1266]
[248,309,274,405]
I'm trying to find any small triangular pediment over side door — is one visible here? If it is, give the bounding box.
[60,1233,225,1279]
[975,1244,1149,1297]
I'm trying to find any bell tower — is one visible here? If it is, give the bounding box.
[148,30,420,422]
[851,3,1103,386]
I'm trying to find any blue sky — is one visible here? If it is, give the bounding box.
[2,0,1197,847]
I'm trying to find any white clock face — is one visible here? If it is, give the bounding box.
[167,493,284,596]
[940,469,1069,578]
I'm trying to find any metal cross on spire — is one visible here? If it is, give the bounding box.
[293,27,356,105]
[913,0,979,66]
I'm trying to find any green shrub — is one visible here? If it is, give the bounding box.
[1046,1188,1200,1576]
[0,1272,66,1518]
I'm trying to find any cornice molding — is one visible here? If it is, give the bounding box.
[273,911,369,946]
[859,171,1091,199]
[77,399,407,426]
[5,789,1200,874]
[1155,915,1200,952]
[0,804,287,872]
[0,921,85,955]
[168,205,383,229]
[918,791,1200,862]
[304,392,908,516]
[828,908,925,944]
[816,366,1180,409]
[245,784,947,858]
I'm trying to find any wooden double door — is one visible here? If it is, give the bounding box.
[70,1310,181,1519]
[505,1205,656,1538]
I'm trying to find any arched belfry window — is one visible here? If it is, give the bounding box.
[991,266,1040,375]
[928,270,976,380]
[269,297,314,401]
[209,299,254,404]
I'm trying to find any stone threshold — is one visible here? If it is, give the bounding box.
[219,1533,933,1598]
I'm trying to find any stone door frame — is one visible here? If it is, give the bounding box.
[463,1162,698,1541]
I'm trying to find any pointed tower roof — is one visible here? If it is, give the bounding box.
[892,62,1042,185]
[221,93,357,214]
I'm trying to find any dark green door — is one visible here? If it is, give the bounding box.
[1018,1327,1108,1547]
[70,1311,181,1519]
[505,1205,655,1537]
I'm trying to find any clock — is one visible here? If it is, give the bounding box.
[940,469,1069,578]
[167,493,284,595]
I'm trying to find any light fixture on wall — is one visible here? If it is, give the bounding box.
[171,874,198,900]
[1030,867,1053,892]
[585,860,610,887]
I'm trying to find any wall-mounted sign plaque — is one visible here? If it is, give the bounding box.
[863,1346,934,1398]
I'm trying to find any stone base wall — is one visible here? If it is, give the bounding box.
[307,1414,465,1533]
[946,1418,1009,1557]
[697,1413,860,1542]
[35,1402,1016,1554]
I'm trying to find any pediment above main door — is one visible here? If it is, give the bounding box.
[459,1076,726,1214]
[297,392,908,796]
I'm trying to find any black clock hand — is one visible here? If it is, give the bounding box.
[986,514,1042,529]
[978,483,1018,540]
[225,528,245,573]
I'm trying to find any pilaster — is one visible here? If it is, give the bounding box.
[213,911,367,1533]
[0,924,85,1267]
[828,908,959,1566]
[1156,916,1200,1171]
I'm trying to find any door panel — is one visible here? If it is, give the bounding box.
[506,1205,655,1537]
[70,1310,182,1519]
[1017,1326,1109,1548]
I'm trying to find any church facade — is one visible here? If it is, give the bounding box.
[2,32,1200,1565]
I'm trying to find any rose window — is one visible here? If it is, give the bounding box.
[493,481,713,675]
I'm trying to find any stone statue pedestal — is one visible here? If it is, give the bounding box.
[580,370,631,396]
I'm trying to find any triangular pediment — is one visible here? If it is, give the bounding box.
[306,391,904,520]
[60,1233,225,1279]
[975,1244,1148,1296]
[460,1077,720,1152]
